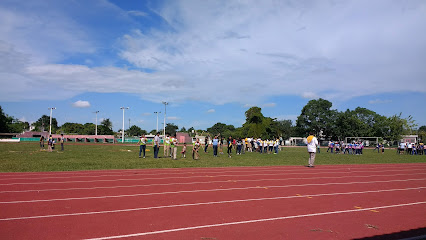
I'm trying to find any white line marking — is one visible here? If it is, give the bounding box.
[1,172,425,194]
[1,169,424,186]
[1,163,424,178]
[1,165,423,181]
[85,201,426,240]
[1,178,424,204]
[1,187,424,221]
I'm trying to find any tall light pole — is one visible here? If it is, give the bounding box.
[48,107,56,135]
[120,107,129,143]
[162,102,168,137]
[94,111,99,135]
[154,111,161,133]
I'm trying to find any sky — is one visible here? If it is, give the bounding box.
[0,0,425,132]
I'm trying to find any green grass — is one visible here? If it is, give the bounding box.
[0,143,425,172]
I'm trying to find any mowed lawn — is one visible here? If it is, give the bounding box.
[0,142,425,172]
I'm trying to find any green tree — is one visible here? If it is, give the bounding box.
[295,98,337,138]
[165,123,179,136]
[98,118,114,135]
[274,119,294,140]
[0,106,9,133]
[61,122,84,134]
[242,107,266,138]
[34,115,58,133]
[207,122,235,136]
[150,129,158,135]
[418,125,426,142]
[82,123,96,135]
[8,121,29,133]
[127,125,147,136]
[179,126,187,132]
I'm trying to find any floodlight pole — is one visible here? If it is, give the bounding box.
[154,111,161,133]
[162,102,168,137]
[94,111,99,135]
[120,107,129,143]
[48,107,56,135]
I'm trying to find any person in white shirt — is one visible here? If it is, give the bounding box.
[306,132,319,168]
[153,132,161,158]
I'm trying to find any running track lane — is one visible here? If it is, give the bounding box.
[0,162,425,239]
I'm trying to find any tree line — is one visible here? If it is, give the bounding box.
[1,100,425,142]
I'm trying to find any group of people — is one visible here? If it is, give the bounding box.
[326,141,365,155]
[138,134,283,160]
[39,134,65,152]
[397,142,425,155]
[138,133,181,160]
[204,136,282,158]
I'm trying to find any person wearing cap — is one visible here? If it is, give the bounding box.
[306,132,319,168]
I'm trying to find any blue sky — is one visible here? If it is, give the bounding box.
[0,0,425,132]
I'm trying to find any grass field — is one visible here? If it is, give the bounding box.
[0,143,425,172]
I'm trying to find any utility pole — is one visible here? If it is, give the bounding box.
[154,111,161,133]
[120,107,129,143]
[94,111,99,135]
[48,107,56,135]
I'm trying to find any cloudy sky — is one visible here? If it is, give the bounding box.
[1,0,425,131]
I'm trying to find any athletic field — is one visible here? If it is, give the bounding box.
[0,143,425,239]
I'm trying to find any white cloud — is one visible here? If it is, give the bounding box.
[0,0,425,105]
[72,100,91,108]
[127,10,147,17]
[207,109,215,113]
[142,113,152,116]
[167,116,181,120]
[263,103,276,108]
[368,99,392,104]
[301,92,318,99]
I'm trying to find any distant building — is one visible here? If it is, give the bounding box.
[176,132,191,143]
[401,135,418,143]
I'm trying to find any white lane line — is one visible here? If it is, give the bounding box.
[1,178,424,204]
[1,163,424,178]
[85,201,426,240]
[1,165,424,181]
[1,169,424,186]
[1,187,424,221]
[1,172,425,194]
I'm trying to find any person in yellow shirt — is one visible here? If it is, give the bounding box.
[138,134,147,158]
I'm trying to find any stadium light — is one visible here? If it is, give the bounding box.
[48,107,56,135]
[120,107,129,143]
[154,111,161,133]
[94,111,99,135]
[162,102,168,137]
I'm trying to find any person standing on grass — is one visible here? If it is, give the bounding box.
[193,138,201,160]
[227,136,233,158]
[60,134,65,151]
[138,134,147,158]
[219,136,224,154]
[181,143,187,158]
[164,134,170,157]
[212,135,219,157]
[47,135,53,152]
[306,132,319,168]
[204,136,209,153]
[39,136,45,151]
[171,136,178,159]
[153,132,160,158]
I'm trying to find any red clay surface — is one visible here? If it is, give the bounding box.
[0,163,425,240]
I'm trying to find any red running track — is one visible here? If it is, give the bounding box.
[0,163,425,239]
